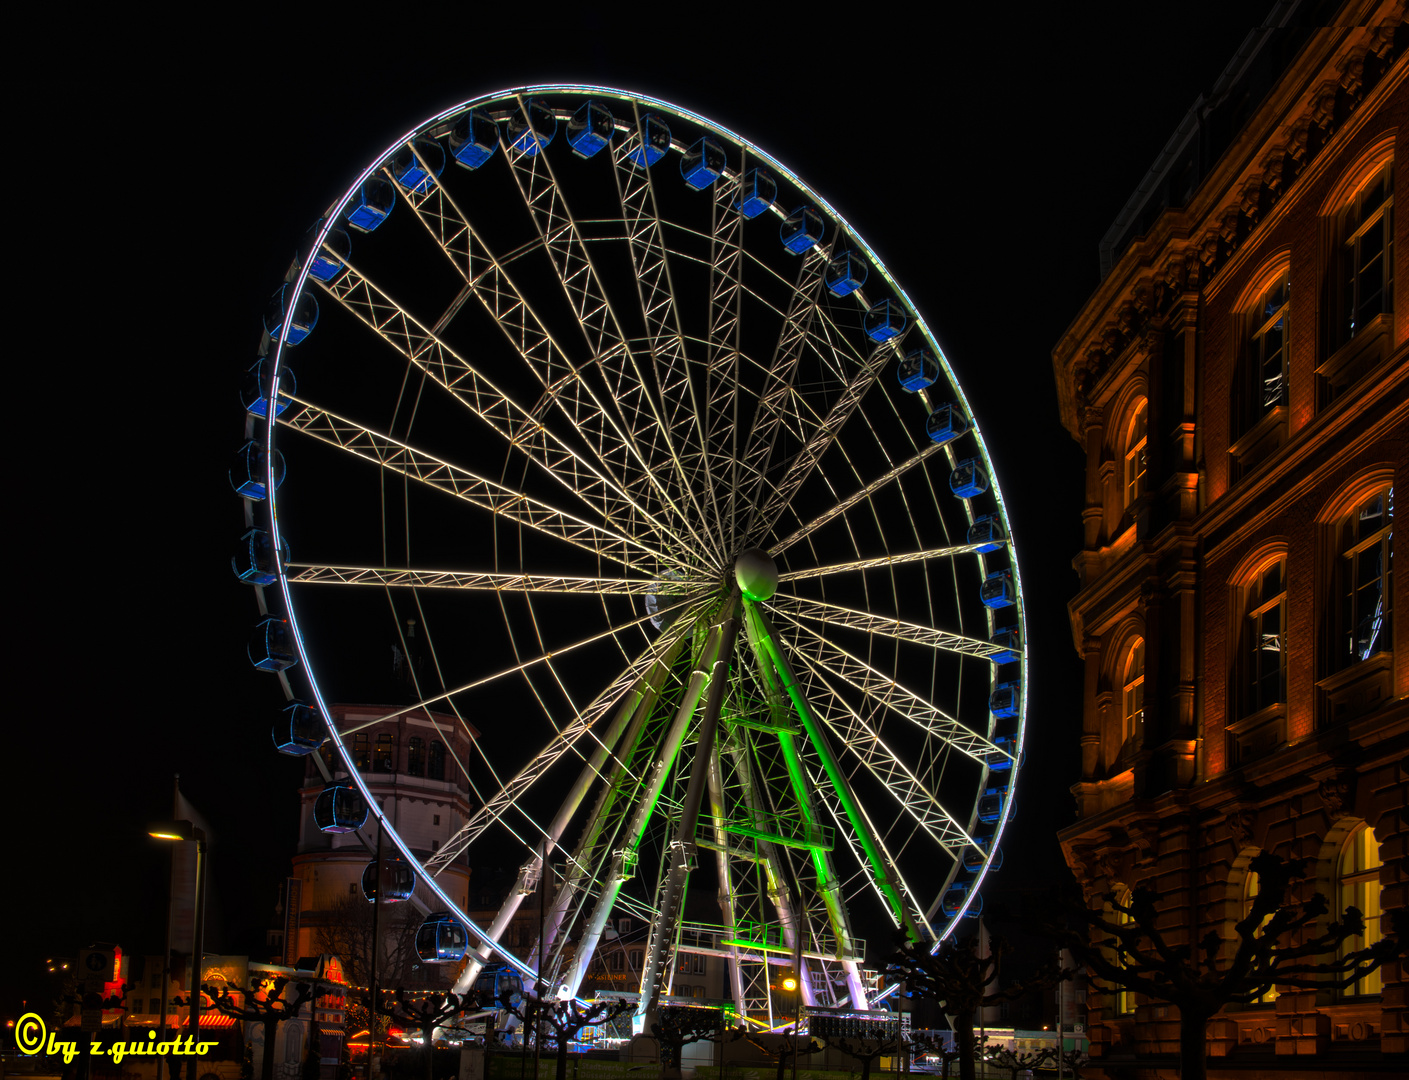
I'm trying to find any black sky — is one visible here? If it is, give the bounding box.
[6,3,1274,1017]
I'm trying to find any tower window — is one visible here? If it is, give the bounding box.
[1338,824,1383,997]
[1244,559,1287,715]
[1337,487,1393,667]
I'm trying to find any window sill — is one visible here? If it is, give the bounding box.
[1317,652,1394,727]
[1318,312,1393,400]
[1225,702,1286,766]
[1228,405,1287,478]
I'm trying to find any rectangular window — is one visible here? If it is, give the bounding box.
[407,737,424,777]
[374,733,396,772]
[352,734,370,772]
[617,918,631,935]
[428,741,445,782]
[433,814,440,826]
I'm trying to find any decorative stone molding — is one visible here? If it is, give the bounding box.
[1338,48,1368,102]
[1228,808,1258,851]
[1318,770,1357,820]
[1311,79,1340,133]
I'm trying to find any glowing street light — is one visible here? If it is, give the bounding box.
[149,820,207,1080]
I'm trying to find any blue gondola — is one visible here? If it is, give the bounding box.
[981,570,1016,609]
[781,206,824,253]
[273,701,324,756]
[897,348,939,391]
[940,883,968,917]
[735,169,776,218]
[963,838,1004,873]
[964,894,984,918]
[264,284,319,346]
[628,114,671,167]
[967,514,1005,553]
[473,963,524,1008]
[390,137,446,196]
[416,911,469,962]
[451,110,500,169]
[977,788,1005,824]
[925,403,968,445]
[681,136,726,190]
[314,779,367,834]
[507,100,557,156]
[990,626,1021,664]
[230,441,285,501]
[240,358,294,419]
[985,735,1017,771]
[989,681,1020,719]
[305,225,351,284]
[567,100,614,158]
[362,855,416,903]
[232,527,289,586]
[949,458,989,498]
[864,299,907,343]
[825,252,867,296]
[345,177,396,232]
[249,614,298,673]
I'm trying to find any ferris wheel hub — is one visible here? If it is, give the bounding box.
[734,548,779,602]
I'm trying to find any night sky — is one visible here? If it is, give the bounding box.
[7,3,1273,1018]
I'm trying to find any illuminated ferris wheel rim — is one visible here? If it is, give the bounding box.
[253,83,1028,1000]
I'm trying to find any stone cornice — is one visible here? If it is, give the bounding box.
[1053,10,1406,441]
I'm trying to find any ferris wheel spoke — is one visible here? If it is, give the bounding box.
[776,544,988,580]
[430,605,706,872]
[609,111,727,555]
[768,443,952,555]
[736,246,831,544]
[773,611,1008,765]
[316,254,694,558]
[278,398,682,576]
[747,339,902,548]
[499,108,717,556]
[389,156,704,559]
[768,592,1003,660]
[703,164,747,553]
[806,762,942,942]
[285,563,664,594]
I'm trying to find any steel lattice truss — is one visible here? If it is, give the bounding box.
[241,86,1027,1031]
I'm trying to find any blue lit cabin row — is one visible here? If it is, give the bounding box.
[361,855,417,903]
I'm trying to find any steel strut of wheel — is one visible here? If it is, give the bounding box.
[634,590,742,1031]
[450,627,689,998]
[554,599,734,1002]
[744,598,925,957]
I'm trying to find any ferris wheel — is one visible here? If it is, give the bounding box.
[235,85,1026,1029]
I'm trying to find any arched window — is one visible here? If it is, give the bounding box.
[1337,824,1383,997]
[406,737,425,777]
[1242,870,1279,1005]
[1244,558,1287,716]
[1121,638,1145,748]
[1124,401,1148,508]
[352,734,371,772]
[1336,486,1394,668]
[1338,162,1394,344]
[1240,272,1290,437]
[1114,889,1135,1016]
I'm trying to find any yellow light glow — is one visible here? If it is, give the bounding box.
[149,831,184,840]
[782,977,798,992]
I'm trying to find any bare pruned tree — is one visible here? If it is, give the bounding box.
[742,1026,824,1080]
[198,977,316,1080]
[310,895,423,991]
[1033,851,1403,1080]
[496,990,632,1080]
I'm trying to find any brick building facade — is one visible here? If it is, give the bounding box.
[1051,3,1406,1074]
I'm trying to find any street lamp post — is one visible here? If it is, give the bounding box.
[149,821,208,1080]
